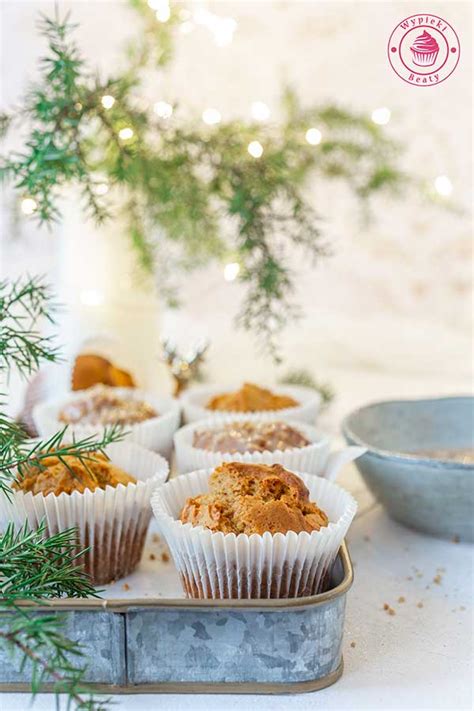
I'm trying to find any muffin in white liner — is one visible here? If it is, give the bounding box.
[33,387,181,460]
[180,384,321,425]
[174,416,366,478]
[0,441,169,585]
[151,468,357,599]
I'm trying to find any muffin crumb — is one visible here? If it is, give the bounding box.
[350,641,356,648]
[122,583,130,591]
[433,574,442,585]
[152,534,160,543]
[149,553,156,561]
[161,551,170,563]
[398,596,405,603]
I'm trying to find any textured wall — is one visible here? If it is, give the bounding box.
[1,1,472,413]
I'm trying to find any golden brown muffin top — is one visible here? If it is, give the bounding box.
[59,384,157,426]
[72,353,135,391]
[193,421,310,454]
[180,462,328,535]
[13,451,136,496]
[206,382,299,413]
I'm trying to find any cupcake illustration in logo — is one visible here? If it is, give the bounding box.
[409,30,439,67]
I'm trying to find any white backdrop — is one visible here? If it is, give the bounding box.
[0,0,472,414]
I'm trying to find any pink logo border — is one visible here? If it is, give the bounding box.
[387,13,461,87]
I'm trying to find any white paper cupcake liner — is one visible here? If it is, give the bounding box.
[151,468,357,599]
[0,441,169,585]
[174,416,366,480]
[180,384,321,425]
[174,416,330,476]
[33,388,181,461]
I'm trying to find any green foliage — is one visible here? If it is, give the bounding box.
[0,275,113,709]
[0,521,99,601]
[0,276,58,375]
[279,368,335,406]
[0,5,405,359]
[0,526,109,710]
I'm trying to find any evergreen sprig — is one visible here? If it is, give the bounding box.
[0,275,113,709]
[0,276,59,375]
[0,6,405,360]
[0,526,109,710]
[0,521,99,601]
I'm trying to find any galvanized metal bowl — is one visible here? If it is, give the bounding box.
[342,396,474,542]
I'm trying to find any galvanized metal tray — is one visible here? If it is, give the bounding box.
[0,526,353,694]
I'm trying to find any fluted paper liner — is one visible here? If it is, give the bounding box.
[33,388,181,460]
[180,384,321,425]
[174,416,331,475]
[151,468,357,599]
[0,442,169,585]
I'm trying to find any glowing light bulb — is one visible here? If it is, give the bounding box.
[154,101,173,119]
[202,108,221,125]
[80,289,104,307]
[20,197,37,215]
[305,128,322,145]
[251,101,270,122]
[371,107,391,125]
[118,127,134,140]
[154,0,170,23]
[95,183,109,196]
[224,262,240,281]
[101,95,115,110]
[213,17,237,47]
[248,141,263,158]
[193,9,237,46]
[434,175,453,196]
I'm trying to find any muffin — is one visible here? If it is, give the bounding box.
[71,353,135,391]
[1,442,169,585]
[174,416,332,476]
[33,387,181,460]
[193,420,310,454]
[180,383,322,425]
[58,384,157,426]
[206,382,299,412]
[151,462,357,599]
[180,462,329,535]
[14,450,135,496]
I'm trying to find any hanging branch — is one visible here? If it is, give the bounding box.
[0,8,405,360]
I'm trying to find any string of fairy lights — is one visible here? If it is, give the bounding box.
[19,0,456,284]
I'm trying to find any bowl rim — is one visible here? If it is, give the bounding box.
[341,395,474,469]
